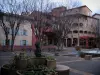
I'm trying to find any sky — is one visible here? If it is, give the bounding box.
[81,0,100,14]
[51,0,100,14]
[1,0,100,14]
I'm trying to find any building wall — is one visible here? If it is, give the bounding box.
[62,6,92,16]
[93,14,100,35]
[68,19,97,38]
[50,6,98,48]
[51,6,66,17]
[66,15,97,38]
[80,6,92,16]
[0,20,32,46]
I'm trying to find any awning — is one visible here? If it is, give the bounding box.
[80,36,96,39]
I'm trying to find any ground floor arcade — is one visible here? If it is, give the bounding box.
[43,32,96,48]
[67,37,96,48]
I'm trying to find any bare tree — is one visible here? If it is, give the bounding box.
[50,0,81,50]
[0,12,9,46]
[26,0,56,46]
[64,0,81,9]
[0,0,30,51]
[52,15,75,50]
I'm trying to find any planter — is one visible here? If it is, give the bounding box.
[33,57,47,65]
[16,59,28,70]
[1,64,16,75]
[47,60,56,69]
[16,70,23,75]
[1,65,10,75]
[84,55,92,60]
[27,57,34,66]
[16,70,34,75]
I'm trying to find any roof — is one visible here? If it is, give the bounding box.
[52,6,66,10]
[67,5,92,12]
[52,5,92,13]
[59,13,99,20]
[93,13,100,17]
[0,11,34,21]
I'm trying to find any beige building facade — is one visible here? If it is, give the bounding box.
[0,13,34,50]
[51,5,99,48]
[0,21,32,46]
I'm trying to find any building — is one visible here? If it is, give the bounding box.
[50,5,99,48]
[0,12,36,51]
[0,5,100,51]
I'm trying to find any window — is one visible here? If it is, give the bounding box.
[73,23,78,27]
[9,29,12,35]
[92,32,95,34]
[73,38,78,45]
[17,30,21,35]
[20,40,28,46]
[80,30,83,33]
[73,30,78,33]
[80,23,83,27]
[84,31,87,34]
[80,39,86,47]
[1,40,5,46]
[1,40,11,46]
[69,31,72,33]
[88,31,91,34]
[9,29,21,35]
[9,40,12,46]
[23,30,27,36]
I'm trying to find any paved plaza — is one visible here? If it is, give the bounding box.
[0,47,100,75]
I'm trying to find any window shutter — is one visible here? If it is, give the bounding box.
[26,41,28,46]
[26,31,28,36]
[19,30,22,35]
[10,40,12,46]
[17,30,19,35]
[4,40,5,46]
[2,40,5,46]
[20,30,23,36]
[20,40,22,46]
[9,29,12,35]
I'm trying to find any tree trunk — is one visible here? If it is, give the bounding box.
[11,39,14,51]
[5,35,9,51]
[5,36,9,45]
[60,39,64,51]
[11,36,15,51]
[57,38,61,51]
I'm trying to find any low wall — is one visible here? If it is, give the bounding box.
[0,46,35,51]
[0,45,57,51]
